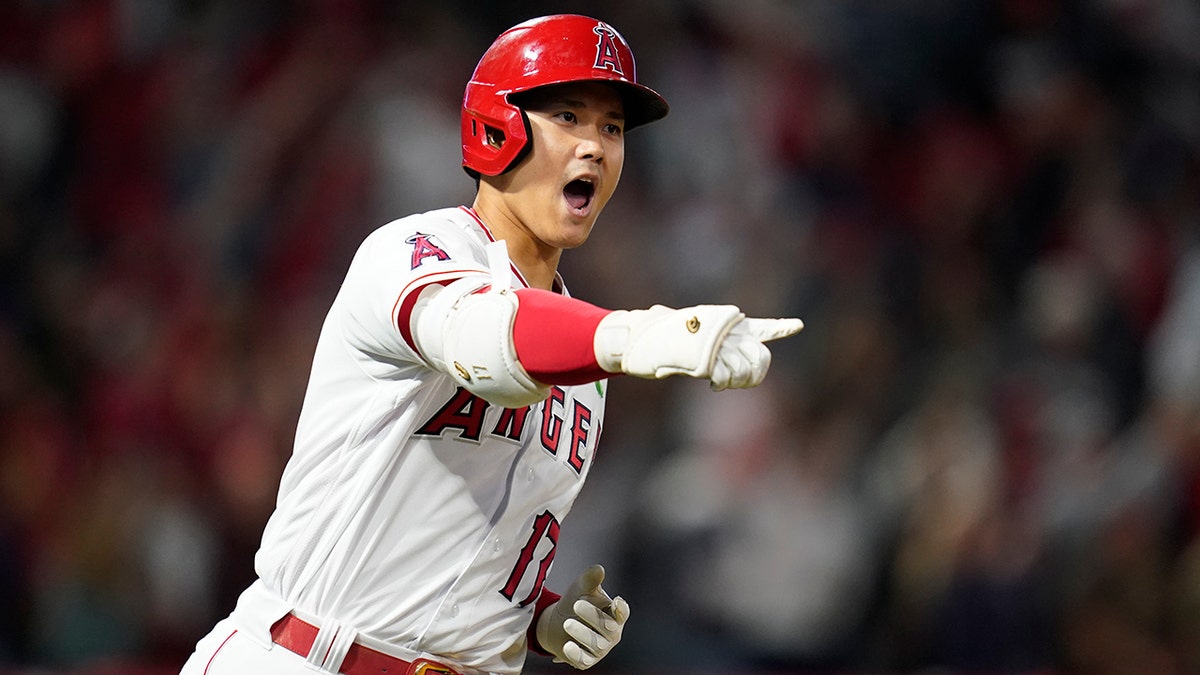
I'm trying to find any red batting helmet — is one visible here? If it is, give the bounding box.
[461,14,669,177]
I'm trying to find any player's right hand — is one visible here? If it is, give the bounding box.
[593,305,803,390]
[708,316,804,390]
[536,565,629,670]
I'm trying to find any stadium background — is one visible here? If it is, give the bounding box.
[0,0,1198,673]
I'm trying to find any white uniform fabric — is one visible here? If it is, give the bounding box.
[182,206,607,675]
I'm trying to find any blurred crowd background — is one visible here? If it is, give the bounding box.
[2,0,1199,674]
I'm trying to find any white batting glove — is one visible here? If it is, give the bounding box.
[536,565,629,670]
[709,316,805,390]
[593,305,803,390]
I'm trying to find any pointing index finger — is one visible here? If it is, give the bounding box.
[743,317,804,342]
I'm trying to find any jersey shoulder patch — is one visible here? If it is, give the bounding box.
[406,232,451,269]
[367,208,488,271]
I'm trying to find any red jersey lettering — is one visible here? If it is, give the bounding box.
[566,400,592,473]
[492,405,532,442]
[416,387,490,441]
[539,387,566,455]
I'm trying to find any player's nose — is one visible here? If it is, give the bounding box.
[575,128,605,163]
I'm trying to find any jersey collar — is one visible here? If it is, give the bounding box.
[458,206,569,296]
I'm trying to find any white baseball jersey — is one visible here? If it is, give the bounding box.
[253,206,606,675]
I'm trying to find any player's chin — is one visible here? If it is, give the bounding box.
[549,217,596,249]
[555,225,595,250]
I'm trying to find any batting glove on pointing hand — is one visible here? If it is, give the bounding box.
[536,565,629,670]
[709,316,805,391]
[593,305,804,391]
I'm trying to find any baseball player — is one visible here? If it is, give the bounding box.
[180,14,802,675]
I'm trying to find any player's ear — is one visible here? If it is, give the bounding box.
[485,125,506,149]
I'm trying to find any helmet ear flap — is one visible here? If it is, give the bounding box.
[461,106,533,177]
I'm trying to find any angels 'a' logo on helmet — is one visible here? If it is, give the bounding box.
[592,23,624,75]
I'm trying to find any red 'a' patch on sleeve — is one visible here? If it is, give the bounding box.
[406,232,450,269]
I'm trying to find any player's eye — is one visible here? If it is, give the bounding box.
[556,111,577,123]
[603,123,624,137]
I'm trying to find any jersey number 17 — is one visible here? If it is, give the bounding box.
[499,510,559,607]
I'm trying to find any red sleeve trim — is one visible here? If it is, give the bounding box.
[527,588,562,655]
[512,289,613,385]
[391,268,487,355]
[395,281,446,354]
[393,278,453,355]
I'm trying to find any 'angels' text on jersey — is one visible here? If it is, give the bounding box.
[416,385,600,476]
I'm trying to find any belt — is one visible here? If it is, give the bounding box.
[270,612,461,675]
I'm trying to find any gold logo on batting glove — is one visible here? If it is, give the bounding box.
[686,317,700,333]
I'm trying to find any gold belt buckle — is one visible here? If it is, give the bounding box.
[409,658,459,675]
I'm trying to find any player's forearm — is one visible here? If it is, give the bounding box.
[511,288,612,386]
[412,278,802,407]
[408,278,613,408]
[527,586,563,655]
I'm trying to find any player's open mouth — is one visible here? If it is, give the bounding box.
[564,178,595,213]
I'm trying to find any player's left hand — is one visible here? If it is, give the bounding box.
[536,564,629,670]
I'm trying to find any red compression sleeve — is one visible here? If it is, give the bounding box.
[512,288,613,385]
